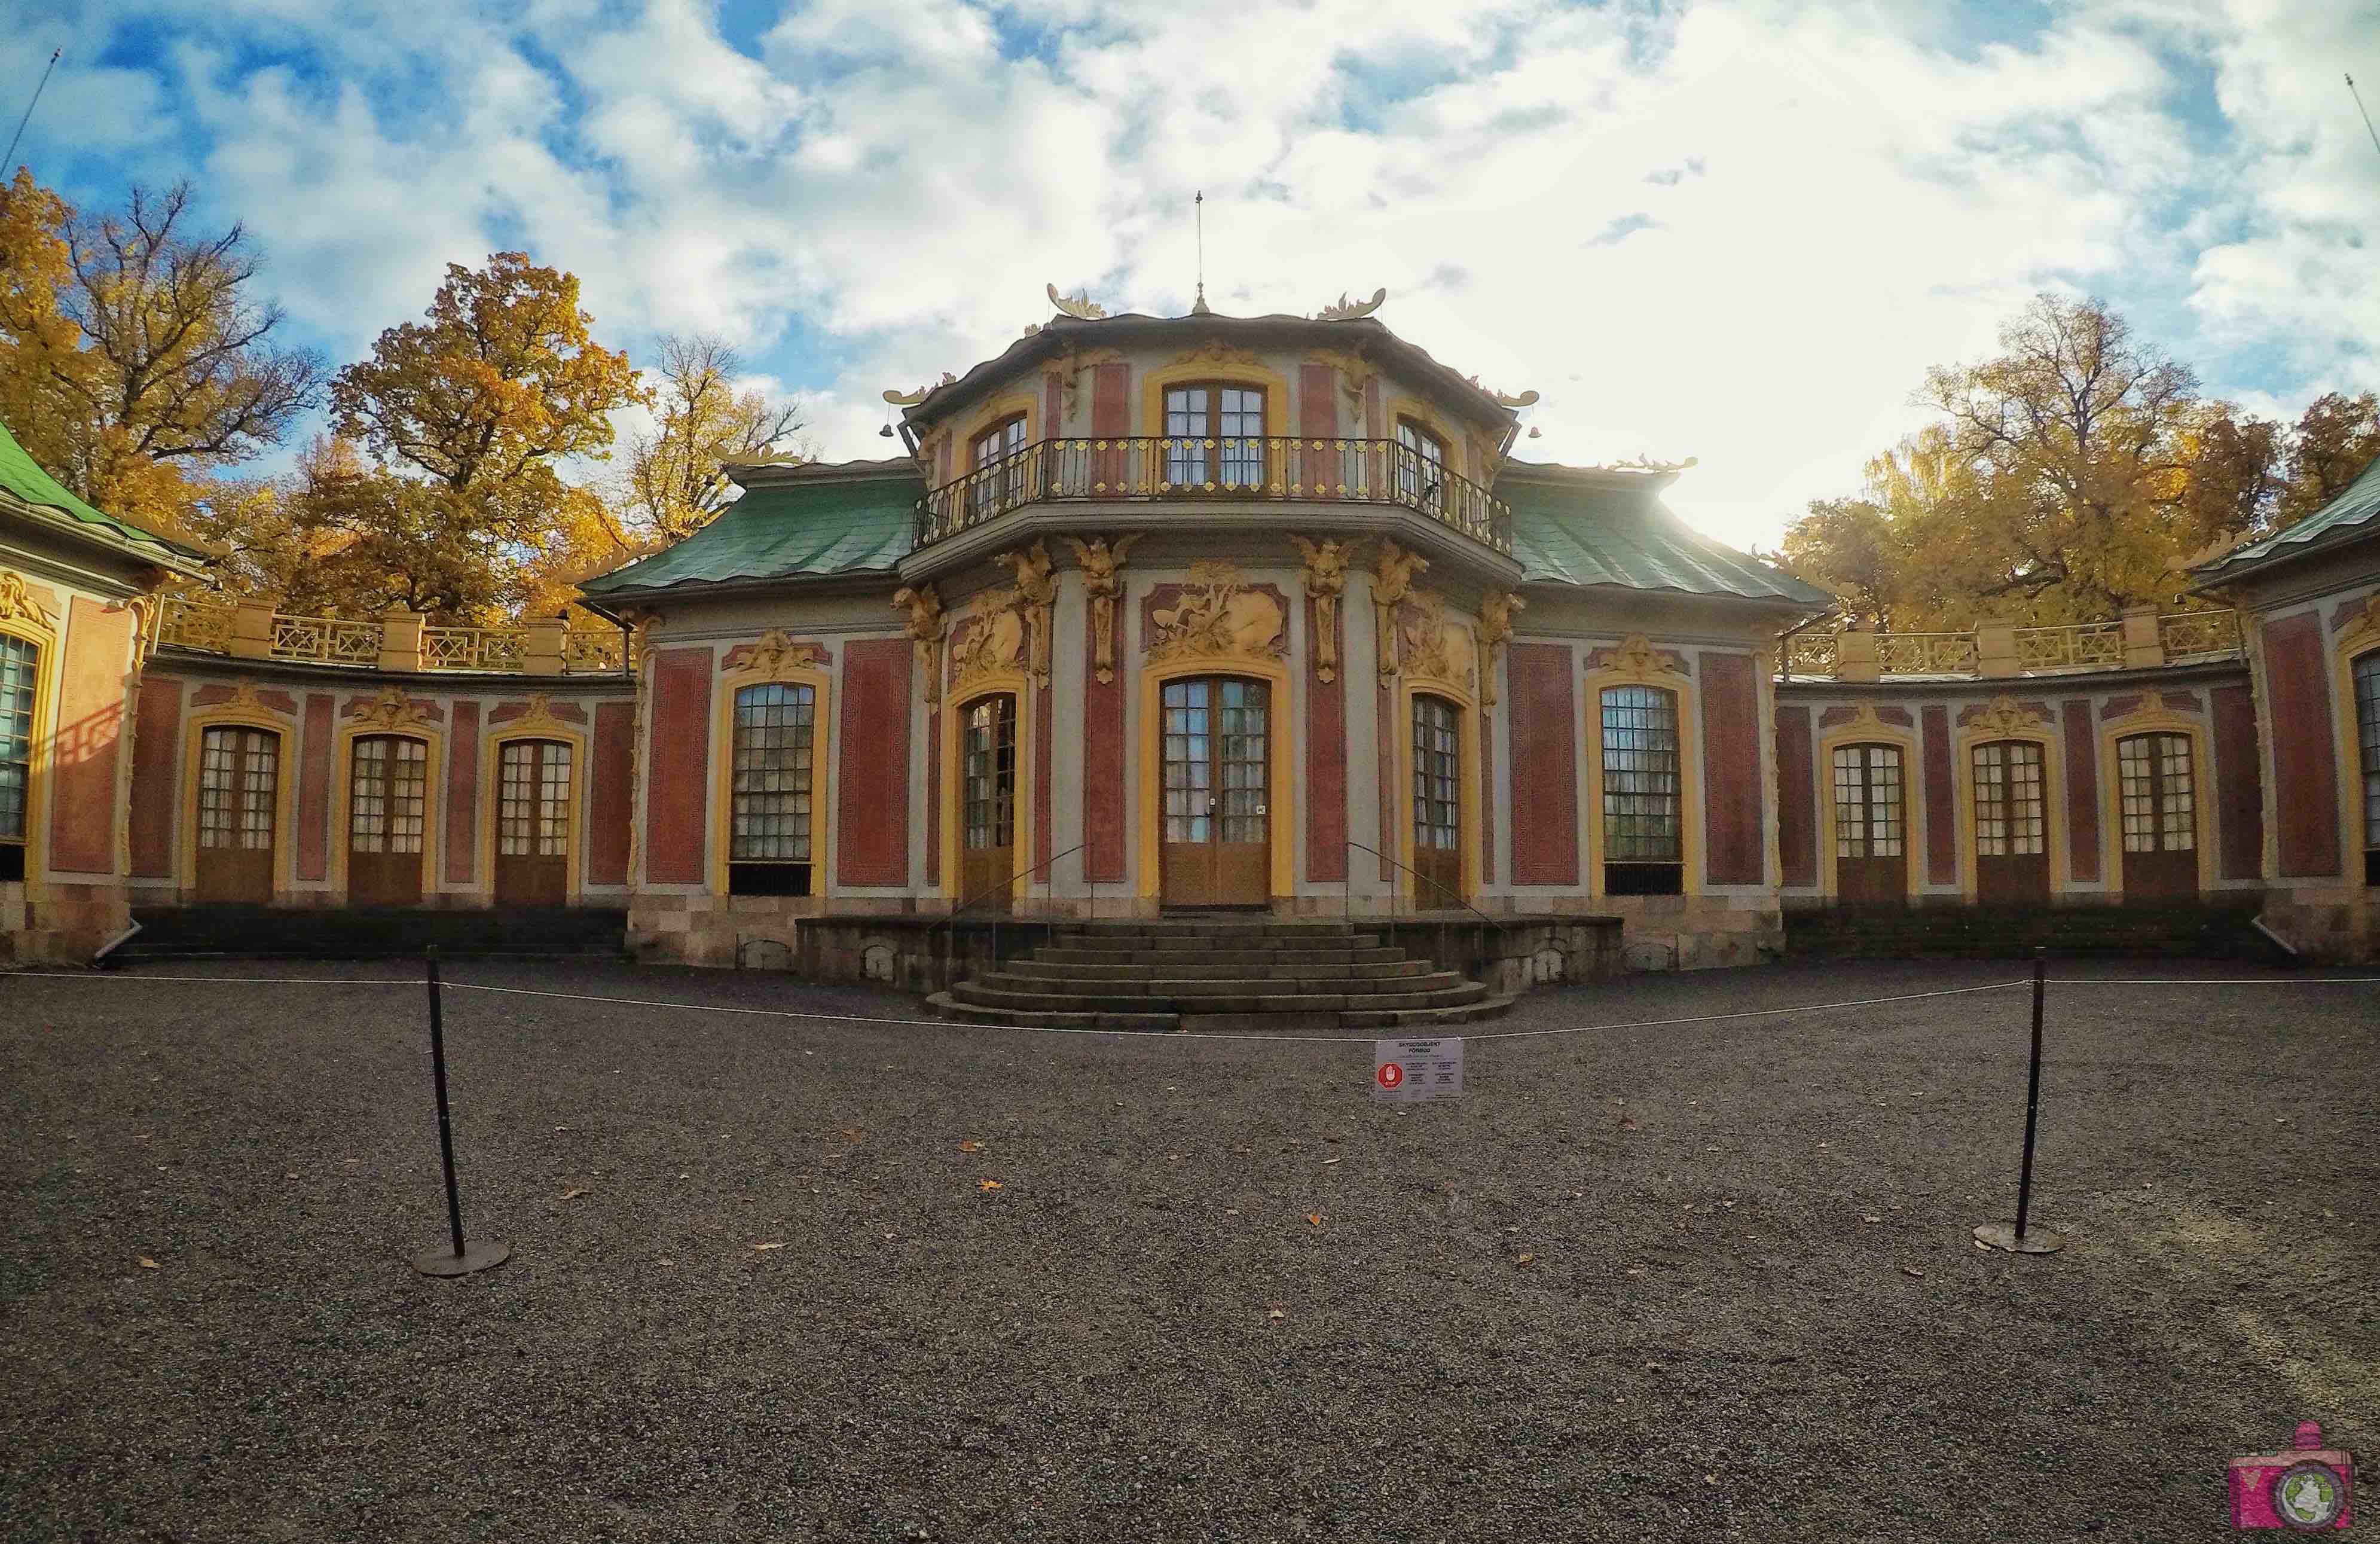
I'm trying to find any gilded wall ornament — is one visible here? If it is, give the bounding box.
[1046,283,1108,320]
[0,570,53,630]
[1316,287,1387,321]
[728,628,822,679]
[1594,634,1688,678]
[1398,594,1478,694]
[993,541,1059,686]
[1168,338,1261,368]
[891,584,946,703]
[1491,389,1540,408]
[1061,533,1141,684]
[1148,562,1285,664]
[1967,695,2046,736]
[1476,588,1526,704]
[509,692,569,736]
[350,687,435,730]
[1289,535,1361,683]
[2338,592,2380,652]
[950,590,1027,695]
[1372,541,1429,677]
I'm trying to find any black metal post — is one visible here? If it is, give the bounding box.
[410,945,510,1277]
[2014,947,2045,1241]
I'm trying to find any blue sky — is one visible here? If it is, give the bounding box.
[7,0,2378,550]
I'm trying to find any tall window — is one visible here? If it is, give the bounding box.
[198,727,279,855]
[1601,684,1683,895]
[0,632,35,883]
[1163,383,1266,489]
[1413,695,1459,853]
[963,695,1016,853]
[498,740,573,860]
[1972,742,2046,856]
[2117,733,2195,855]
[970,414,1027,521]
[2355,651,2380,885]
[1397,420,1448,514]
[730,682,815,896]
[349,737,427,855]
[1831,743,1904,859]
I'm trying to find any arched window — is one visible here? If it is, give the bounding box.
[0,630,36,883]
[729,682,815,896]
[1600,683,1682,895]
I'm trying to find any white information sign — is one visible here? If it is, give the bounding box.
[1373,1036,1464,1101]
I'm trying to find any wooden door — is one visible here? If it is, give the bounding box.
[1159,677,1270,908]
[495,739,571,905]
[1971,740,2049,902]
[348,734,427,907]
[1831,742,1906,905]
[2117,732,2197,899]
[1411,692,1463,907]
[960,693,1016,913]
[195,725,279,904]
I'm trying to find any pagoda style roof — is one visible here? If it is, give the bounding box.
[0,414,211,573]
[1500,461,1831,605]
[2195,450,2380,587]
[578,459,921,600]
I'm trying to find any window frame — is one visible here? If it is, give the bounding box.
[2355,647,2380,886]
[0,625,41,875]
[1395,417,1450,515]
[727,679,818,897]
[969,412,1029,521]
[1161,380,1268,490]
[1597,681,1685,895]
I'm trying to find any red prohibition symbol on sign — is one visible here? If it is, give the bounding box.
[1376,1061,1404,1090]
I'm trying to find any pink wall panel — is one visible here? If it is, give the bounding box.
[644,648,712,884]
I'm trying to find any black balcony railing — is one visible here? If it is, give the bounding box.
[914,436,1513,555]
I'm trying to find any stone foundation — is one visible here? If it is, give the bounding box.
[2259,882,2375,963]
[1,877,133,966]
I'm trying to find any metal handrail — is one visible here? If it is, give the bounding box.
[1345,838,1495,927]
[924,840,1088,991]
[1345,838,1498,988]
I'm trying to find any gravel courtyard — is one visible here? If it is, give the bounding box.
[3,957,2373,1542]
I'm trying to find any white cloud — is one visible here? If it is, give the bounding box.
[19,0,2376,552]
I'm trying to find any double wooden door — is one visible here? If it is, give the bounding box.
[1160,676,1269,908]
[2117,732,2196,899]
[495,739,572,905]
[1411,693,1463,906]
[960,693,1016,913]
[195,725,279,904]
[1831,743,1907,904]
[348,734,427,907]
[1971,740,2049,902]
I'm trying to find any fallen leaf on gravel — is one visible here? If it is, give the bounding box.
[1514,1253,1535,1267]
[751,1241,785,1252]
[1625,1267,1646,1278]
[1862,1215,1881,1225]
[1617,1113,1642,1132]
[1973,1238,1992,1250]
[1322,1157,1340,1166]
[1704,1474,1719,1485]
[1167,1152,1185,1162]
[554,1126,571,1133]
[136,1257,159,1270]
[1305,1213,1324,1227]
[1817,1142,1829,1149]
[958,1140,985,1154]
[1643,1360,1662,1371]
[134,1132,151,1143]
[1265,1306,1288,1322]
[979,1179,1003,1192]
[656,1258,674,1268]
[1722,1200,1735,1209]
[285,1171,299,1180]
[882,1230,897,1241]
[1224,1208,1239,1216]
[1900,1265,1924,1279]
[1233,1145,1251,1155]
[558,1187,590,1203]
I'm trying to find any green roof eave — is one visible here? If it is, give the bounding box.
[2194,450,2380,588]
[1496,466,1831,607]
[578,469,922,599]
[0,416,212,574]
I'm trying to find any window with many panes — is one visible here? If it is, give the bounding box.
[1831,743,1904,859]
[1396,420,1448,514]
[349,736,427,853]
[2355,651,2380,886]
[1163,383,1266,489]
[1972,741,2046,856]
[497,740,572,859]
[730,682,815,895]
[0,631,34,882]
[1601,684,1683,893]
[198,727,278,852]
[963,695,1016,852]
[970,414,1028,520]
[2117,733,2195,854]
[1413,695,1459,853]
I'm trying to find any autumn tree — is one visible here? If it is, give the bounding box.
[2277,391,2380,526]
[619,334,808,545]
[327,252,646,618]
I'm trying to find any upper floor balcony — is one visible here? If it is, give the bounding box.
[913,435,1514,557]
[158,594,631,676]
[1777,608,2243,681]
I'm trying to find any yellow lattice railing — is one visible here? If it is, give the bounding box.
[1874,633,1979,675]
[564,628,627,672]
[272,614,383,666]
[1782,631,1838,677]
[1777,611,2242,679]
[423,625,528,672]
[2014,621,2124,672]
[154,602,633,675]
[158,594,234,653]
[2158,610,2243,661]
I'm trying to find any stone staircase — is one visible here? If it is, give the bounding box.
[926,916,1513,1032]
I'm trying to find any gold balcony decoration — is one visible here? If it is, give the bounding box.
[159,593,233,652]
[1782,631,1839,678]
[1061,533,1141,685]
[2015,621,2122,672]
[1316,287,1387,321]
[563,628,627,673]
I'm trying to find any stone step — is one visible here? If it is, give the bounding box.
[949,981,1489,1016]
[925,993,1179,1032]
[1001,958,1434,984]
[971,969,1470,999]
[1031,945,1406,968]
[1049,932,1386,953]
[1338,996,1517,1029]
[1055,919,1359,938]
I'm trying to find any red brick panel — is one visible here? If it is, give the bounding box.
[1480,710,1496,886]
[2262,614,2341,878]
[2062,700,2098,883]
[1698,652,1763,886]
[445,700,479,886]
[2211,682,2265,882]
[925,709,941,889]
[644,648,713,884]
[588,700,634,887]
[835,639,912,887]
[298,694,333,881]
[1043,369,1063,438]
[1306,608,1347,884]
[127,675,182,878]
[1034,683,1053,881]
[1298,362,1337,493]
[1774,704,1815,889]
[1084,658,1126,881]
[1092,361,1129,490]
[1376,679,1394,867]
[1505,643,1578,886]
[48,597,133,874]
[1921,705,1956,886]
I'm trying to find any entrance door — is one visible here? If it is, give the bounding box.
[349,734,427,907]
[1831,742,1907,905]
[1411,693,1463,907]
[2117,732,2197,899]
[495,739,572,905]
[960,693,1016,913]
[1160,676,1269,908]
[195,725,279,904]
[1971,739,2049,902]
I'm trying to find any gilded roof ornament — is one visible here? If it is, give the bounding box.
[1046,283,1110,320]
[1316,288,1387,321]
[1493,389,1539,408]
[882,386,930,406]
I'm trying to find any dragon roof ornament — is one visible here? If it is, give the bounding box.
[1316,287,1387,321]
[1046,283,1110,320]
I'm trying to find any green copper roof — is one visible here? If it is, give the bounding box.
[0,414,209,568]
[1499,466,1830,605]
[2195,451,2380,585]
[579,462,922,596]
